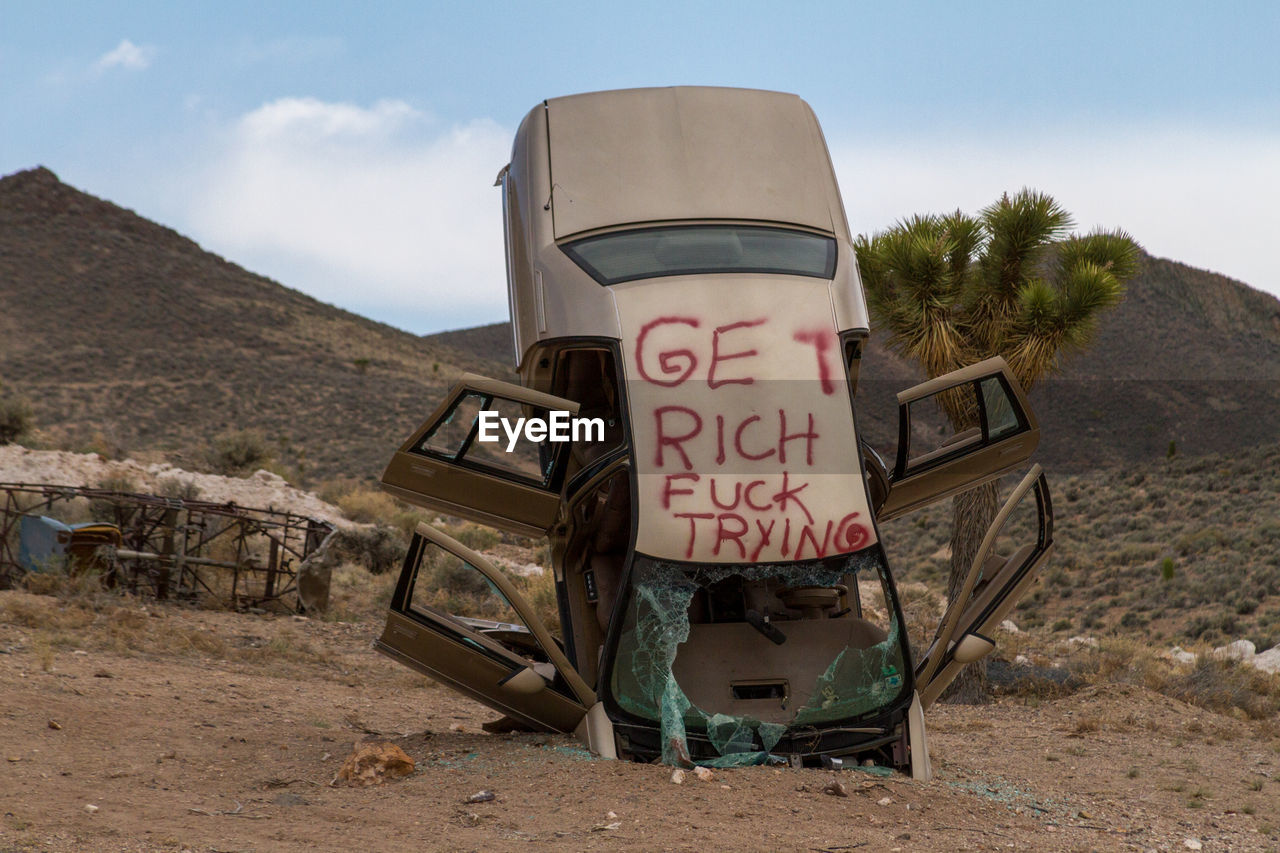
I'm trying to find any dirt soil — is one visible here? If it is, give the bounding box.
[1,590,1277,853]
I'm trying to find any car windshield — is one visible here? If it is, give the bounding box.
[562,225,836,285]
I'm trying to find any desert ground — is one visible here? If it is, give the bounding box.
[2,587,1277,853]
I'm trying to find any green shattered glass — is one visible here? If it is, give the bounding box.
[610,550,909,766]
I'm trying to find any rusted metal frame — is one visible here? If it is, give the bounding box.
[1,484,332,608]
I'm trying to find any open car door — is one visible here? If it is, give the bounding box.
[878,357,1040,521]
[914,465,1054,709]
[375,523,596,732]
[381,374,580,537]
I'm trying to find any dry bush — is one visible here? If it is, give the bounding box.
[519,566,561,634]
[896,581,945,655]
[205,429,273,475]
[96,473,139,494]
[155,476,202,501]
[325,562,400,623]
[1165,657,1280,720]
[0,392,33,445]
[1066,638,1280,720]
[336,488,399,524]
[327,525,407,576]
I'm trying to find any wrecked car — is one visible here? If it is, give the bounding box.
[375,87,1054,778]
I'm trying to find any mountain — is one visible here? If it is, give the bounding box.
[0,167,506,481]
[427,268,1280,471]
[2,166,1277,482]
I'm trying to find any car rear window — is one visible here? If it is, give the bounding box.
[562,225,836,285]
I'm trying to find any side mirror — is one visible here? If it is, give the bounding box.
[952,632,996,665]
[499,666,548,695]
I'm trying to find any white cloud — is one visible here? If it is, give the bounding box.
[187,97,511,331]
[94,39,154,72]
[183,103,1279,337]
[830,128,1280,299]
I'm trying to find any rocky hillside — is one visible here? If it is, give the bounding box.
[428,261,1280,470]
[2,166,1277,480]
[0,167,506,481]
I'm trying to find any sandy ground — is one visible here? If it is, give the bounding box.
[0,447,349,528]
[1,590,1277,853]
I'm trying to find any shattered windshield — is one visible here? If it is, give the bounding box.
[606,547,911,766]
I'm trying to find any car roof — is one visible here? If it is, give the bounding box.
[542,86,845,239]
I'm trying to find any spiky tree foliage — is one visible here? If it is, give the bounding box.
[855,189,1140,702]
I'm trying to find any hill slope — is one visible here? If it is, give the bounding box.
[0,167,506,480]
[427,263,1280,470]
[2,166,1277,479]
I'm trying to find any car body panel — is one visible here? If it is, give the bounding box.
[878,357,1040,522]
[374,86,1056,777]
[501,87,869,371]
[916,465,1055,708]
[545,87,839,240]
[381,374,580,537]
[374,523,593,732]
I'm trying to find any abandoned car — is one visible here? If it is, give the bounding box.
[375,87,1054,778]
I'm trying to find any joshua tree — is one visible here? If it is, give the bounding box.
[854,189,1140,702]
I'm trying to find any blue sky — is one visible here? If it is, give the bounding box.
[3,1,1278,334]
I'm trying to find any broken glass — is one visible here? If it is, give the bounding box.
[609,549,909,766]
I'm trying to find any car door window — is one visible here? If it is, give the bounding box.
[382,375,581,537]
[915,466,1054,708]
[403,533,572,695]
[879,357,1038,521]
[375,524,595,731]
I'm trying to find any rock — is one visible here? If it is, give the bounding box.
[84,804,99,814]
[1210,639,1256,662]
[465,790,496,804]
[1184,839,1203,851]
[1167,646,1197,665]
[877,796,892,806]
[47,720,61,730]
[692,766,713,782]
[1067,636,1099,650]
[1252,644,1280,674]
[999,619,1021,634]
[1014,654,1030,665]
[334,741,415,787]
[670,768,686,784]
[822,779,848,798]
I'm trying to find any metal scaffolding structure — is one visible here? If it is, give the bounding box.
[0,482,334,610]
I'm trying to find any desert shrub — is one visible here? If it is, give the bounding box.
[155,476,202,501]
[1165,657,1280,720]
[205,429,273,476]
[327,525,407,575]
[896,581,945,654]
[442,522,501,553]
[1175,527,1227,556]
[519,567,561,633]
[416,549,560,634]
[0,393,33,445]
[336,487,399,524]
[324,561,400,623]
[1066,638,1280,721]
